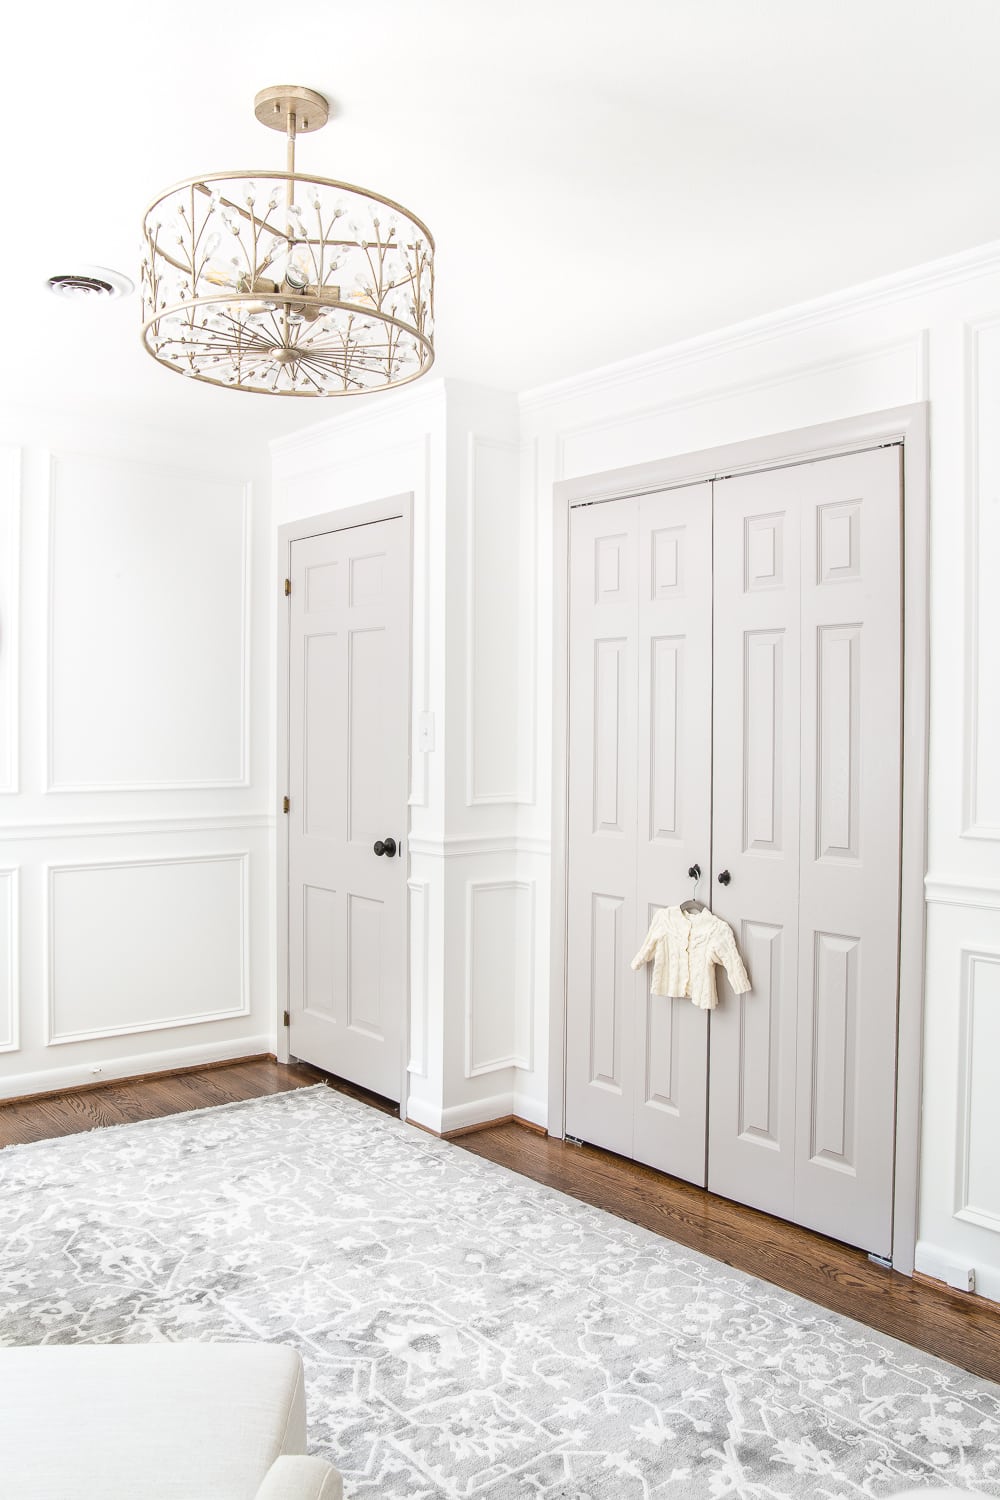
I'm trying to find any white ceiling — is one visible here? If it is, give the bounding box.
[5,0,1000,444]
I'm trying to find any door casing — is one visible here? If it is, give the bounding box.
[276,493,414,1111]
[549,406,929,1275]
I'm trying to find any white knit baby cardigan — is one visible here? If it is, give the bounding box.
[631,906,751,1010]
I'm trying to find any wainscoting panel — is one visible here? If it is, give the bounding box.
[465,880,534,1076]
[46,853,249,1045]
[46,453,250,790]
[466,435,531,805]
[0,868,18,1052]
[956,948,1000,1232]
[964,319,1000,838]
[0,445,20,795]
[407,878,429,1078]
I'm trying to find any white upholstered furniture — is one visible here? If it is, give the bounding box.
[0,1342,342,1500]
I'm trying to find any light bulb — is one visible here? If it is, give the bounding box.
[283,260,309,292]
[203,262,238,290]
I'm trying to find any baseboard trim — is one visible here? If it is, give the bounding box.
[442,1114,513,1139]
[912,1270,975,1299]
[444,1113,515,1140]
[405,1088,549,1138]
[407,1112,547,1141]
[0,1037,276,1104]
[911,1270,1000,1310]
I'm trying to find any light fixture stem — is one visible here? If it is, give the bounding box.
[285,109,297,214]
[283,108,297,348]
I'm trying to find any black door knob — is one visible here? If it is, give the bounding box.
[717,869,731,886]
[373,837,397,859]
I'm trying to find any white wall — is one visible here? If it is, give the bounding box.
[439,383,545,1131]
[0,406,275,1096]
[519,241,1000,1302]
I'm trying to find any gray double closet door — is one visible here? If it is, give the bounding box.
[565,447,903,1258]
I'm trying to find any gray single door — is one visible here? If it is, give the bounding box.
[708,448,902,1256]
[287,517,408,1102]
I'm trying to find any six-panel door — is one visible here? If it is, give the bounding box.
[565,485,713,1182]
[707,468,804,1220]
[710,449,902,1256]
[287,517,408,1102]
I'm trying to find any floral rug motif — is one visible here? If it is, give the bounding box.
[2,1085,999,1497]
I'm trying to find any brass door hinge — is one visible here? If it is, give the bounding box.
[282,795,290,814]
[284,577,291,597]
[282,1009,290,1028]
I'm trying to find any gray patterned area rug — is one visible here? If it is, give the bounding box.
[2,1086,999,1499]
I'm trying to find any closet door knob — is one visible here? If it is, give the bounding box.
[717,869,731,886]
[373,837,397,858]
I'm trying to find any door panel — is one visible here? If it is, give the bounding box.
[633,486,712,1182]
[566,501,639,1158]
[346,893,385,1039]
[303,884,337,1018]
[710,450,901,1255]
[709,471,801,1220]
[566,485,712,1183]
[794,447,901,1256]
[590,893,627,1089]
[733,919,783,1144]
[288,517,407,1101]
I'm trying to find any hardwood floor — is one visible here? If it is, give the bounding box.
[2,1058,998,1384]
[0,1057,324,1147]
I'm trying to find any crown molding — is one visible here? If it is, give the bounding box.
[519,239,1000,415]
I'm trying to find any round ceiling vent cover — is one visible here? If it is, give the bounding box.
[46,265,134,301]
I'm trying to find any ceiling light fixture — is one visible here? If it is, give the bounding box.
[140,85,435,397]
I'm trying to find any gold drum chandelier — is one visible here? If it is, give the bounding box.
[140,85,435,396]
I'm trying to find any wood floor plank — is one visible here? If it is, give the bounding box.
[0,1058,321,1147]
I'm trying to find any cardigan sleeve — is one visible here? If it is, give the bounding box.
[715,922,751,994]
[631,913,663,970]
